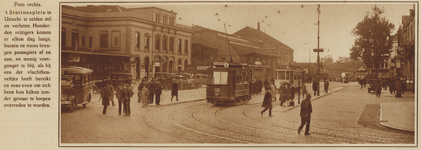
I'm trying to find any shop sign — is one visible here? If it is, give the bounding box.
[154,62,160,67]
[197,66,209,70]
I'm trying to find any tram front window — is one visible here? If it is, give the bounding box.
[212,71,228,84]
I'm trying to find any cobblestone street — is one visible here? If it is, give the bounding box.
[61,82,414,145]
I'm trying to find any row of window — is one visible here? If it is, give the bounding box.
[134,32,188,55]
[155,13,175,25]
[62,28,189,55]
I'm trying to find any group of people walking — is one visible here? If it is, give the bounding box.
[260,78,327,136]
[99,77,176,116]
[260,84,313,136]
[359,78,407,98]
[100,79,134,116]
[137,78,165,108]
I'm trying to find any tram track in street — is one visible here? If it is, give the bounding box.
[143,89,413,144]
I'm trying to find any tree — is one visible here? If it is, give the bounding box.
[331,57,364,71]
[350,6,394,78]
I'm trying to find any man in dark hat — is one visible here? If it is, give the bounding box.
[298,94,313,135]
[123,84,134,116]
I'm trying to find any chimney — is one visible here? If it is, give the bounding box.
[257,22,260,31]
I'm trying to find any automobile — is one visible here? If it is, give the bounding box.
[367,79,380,93]
[193,74,208,87]
[94,73,134,92]
[61,67,94,112]
[61,80,76,112]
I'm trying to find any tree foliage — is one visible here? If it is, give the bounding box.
[350,6,394,77]
[330,57,365,71]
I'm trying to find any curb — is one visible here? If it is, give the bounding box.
[379,102,415,132]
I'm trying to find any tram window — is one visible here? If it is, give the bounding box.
[243,72,250,83]
[213,71,228,84]
[280,71,283,80]
[290,71,293,80]
[236,72,242,84]
[285,71,289,80]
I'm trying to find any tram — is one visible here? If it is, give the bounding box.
[206,62,252,105]
[274,65,304,88]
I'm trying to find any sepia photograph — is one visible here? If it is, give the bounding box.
[59,1,416,147]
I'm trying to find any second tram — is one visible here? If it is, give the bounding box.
[206,62,252,105]
[274,65,304,88]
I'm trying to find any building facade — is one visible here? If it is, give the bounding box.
[61,5,192,80]
[395,6,415,81]
[190,24,294,80]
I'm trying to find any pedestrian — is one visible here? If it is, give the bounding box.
[115,84,125,115]
[100,85,112,115]
[395,80,402,98]
[298,94,312,135]
[137,79,147,103]
[255,80,263,94]
[261,87,273,117]
[301,83,307,98]
[312,79,318,96]
[402,80,406,95]
[324,79,329,93]
[171,81,179,101]
[283,85,291,106]
[123,84,134,116]
[278,84,286,106]
[268,80,276,101]
[264,79,269,90]
[139,85,149,108]
[376,83,382,98]
[363,78,367,88]
[389,79,395,94]
[105,80,115,106]
[290,86,295,101]
[147,80,155,104]
[359,79,364,89]
[155,80,163,105]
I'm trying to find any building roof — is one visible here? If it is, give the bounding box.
[64,5,129,13]
[233,26,293,52]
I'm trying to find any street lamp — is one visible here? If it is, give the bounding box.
[313,4,323,96]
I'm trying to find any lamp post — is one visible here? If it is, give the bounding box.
[313,4,323,96]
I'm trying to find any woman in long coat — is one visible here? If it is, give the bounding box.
[139,86,149,108]
[261,88,273,117]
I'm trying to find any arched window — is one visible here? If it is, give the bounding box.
[162,35,167,52]
[155,34,161,50]
[169,36,174,53]
[144,34,150,51]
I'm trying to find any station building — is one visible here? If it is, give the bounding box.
[190,23,294,81]
[61,5,192,80]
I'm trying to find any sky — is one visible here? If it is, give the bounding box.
[69,1,415,63]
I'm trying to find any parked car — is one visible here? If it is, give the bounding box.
[367,79,380,93]
[94,73,134,92]
[193,74,208,87]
